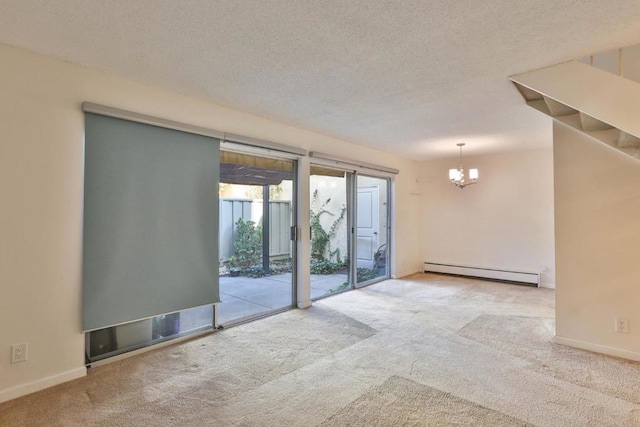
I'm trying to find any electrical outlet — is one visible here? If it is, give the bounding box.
[11,343,28,363]
[615,318,629,334]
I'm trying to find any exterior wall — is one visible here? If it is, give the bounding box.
[554,122,640,359]
[418,148,556,287]
[310,175,348,263]
[308,174,391,268]
[0,44,421,402]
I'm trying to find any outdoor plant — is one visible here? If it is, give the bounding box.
[233,218,263,270]
[242,265,267,278]
[357,267,378,283]
[270,258,293,275]
[310,259,344,275]
[326,282,350,294]
[223,255,241,276]
[310,190,346,263]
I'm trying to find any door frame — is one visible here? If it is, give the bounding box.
[353,173,392,288]
[309,164,394,296]
[214,148,299,328]
[356,185,380,269]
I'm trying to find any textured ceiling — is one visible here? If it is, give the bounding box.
[2,1,640,159]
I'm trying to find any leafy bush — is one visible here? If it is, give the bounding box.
[233,218,262,269]
[310,259,344,275]
[270,258,293,274]
[242,265,267,278]
[238,259,292,278]
[357,268,378,283]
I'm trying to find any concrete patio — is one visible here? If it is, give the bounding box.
[217,273,348,324]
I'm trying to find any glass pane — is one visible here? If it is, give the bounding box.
[217,152,295,324]
[86,305,213,362]
[356,176,389,284]
[310,169,350,299]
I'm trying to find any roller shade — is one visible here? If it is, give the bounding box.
[82,113,220,332]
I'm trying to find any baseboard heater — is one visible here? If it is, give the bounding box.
[424,262,540,286]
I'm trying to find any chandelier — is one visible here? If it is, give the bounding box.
[449,143,478,189]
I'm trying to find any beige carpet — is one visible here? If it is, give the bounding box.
[320,376,532,426]
[458,314,640,404]
[2,273,640,426]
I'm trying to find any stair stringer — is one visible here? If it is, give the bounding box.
[510,61,640,159]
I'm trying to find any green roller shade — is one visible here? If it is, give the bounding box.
[82,113,219,332]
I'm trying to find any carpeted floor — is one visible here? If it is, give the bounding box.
[320,376,532,426]
[2,273,640,426]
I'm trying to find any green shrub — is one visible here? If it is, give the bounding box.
[233,218,262,269]
[310,259,343,275]
[269,259,293,274]
[357,268,377,283]
[242,265,267,278]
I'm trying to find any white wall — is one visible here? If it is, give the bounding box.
[0,43,422,402]
[418,148,556,287]
[554,122,640,359]
[310,175,348,262]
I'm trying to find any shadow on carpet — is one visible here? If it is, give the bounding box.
[320,375,531,426]
[0,305,377,426]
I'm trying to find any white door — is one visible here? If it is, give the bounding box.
[356,186,379,269]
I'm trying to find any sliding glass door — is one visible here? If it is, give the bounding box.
[309,166,351,299]
[216,151,296,325]
[356,175,390,285]
[310,167,391,300]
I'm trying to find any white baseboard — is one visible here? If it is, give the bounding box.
[392,270,422,279]
[0,367,86,404]
[424,262,540,285]
[539,282,556,289]
[553,335,640,362]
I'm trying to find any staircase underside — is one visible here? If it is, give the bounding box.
[510,61,640,159]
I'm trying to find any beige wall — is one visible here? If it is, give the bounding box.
[418,149,556,287]
[0,44,422,401]
[554,122,640,359]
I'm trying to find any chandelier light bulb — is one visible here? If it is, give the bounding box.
[449,143,478,189]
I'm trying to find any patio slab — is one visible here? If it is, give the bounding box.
[217,273,349,324]
[310,274,349,300]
